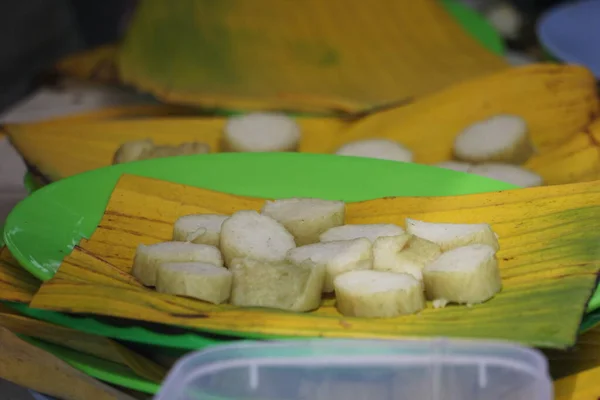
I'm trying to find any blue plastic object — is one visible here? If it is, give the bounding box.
[537,0,600,77]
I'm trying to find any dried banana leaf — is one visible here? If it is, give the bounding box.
[546,324,600,380]
[524,132,600,185]
[589,118,600,145]
[6,117,346,182]
[4,103,202,184]
[0,246,39,303]
[30,103,199,125]
[56,45,120,84]
[1,101,196,156]
[58,246,145,288]
[3,103,198,129]
[0,306,166,383]
[29,174,600,349]
[554,364,600,400]
[337,64,600,162]
[19,335,158,397]
[118,0,507,113]
[8,64,600,185]
[0,305,119,364]
[0,326,136,400]
[0,246,166,383]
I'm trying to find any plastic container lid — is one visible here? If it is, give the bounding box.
[155,339,553,400]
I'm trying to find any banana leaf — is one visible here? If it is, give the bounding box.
[117,0,507,114]
[546,324,600,381]
[590,118,600,144]
[0,327,136,400]
[28,174,600,349]
[336,64,600,167]
[7,116,346,182]
[32,103,199,123]
[554,363,600,400]
[55,0,504,93]
[545,324,600,398]
[7,64,599,185]
[56,45,120,85]
[0,246,39,303]
[19,336,159,396]
[0,304,166,384]
[4,103,218,183]
[0,254,166,388]
[0,245,167,383]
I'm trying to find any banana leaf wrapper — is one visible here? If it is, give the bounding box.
[0,304,166,384]
[4,103,210,184]
[29,174,600,349]
[554,356,600,400]
[0,246,39,303]
[0,246,166,383]
[56,45,120,85]
[7,115,347,183]
[7,64,600,185]
[0,326,137,400]
[547,324,600,381]
[335,64,600,182]
[116,0,507,114]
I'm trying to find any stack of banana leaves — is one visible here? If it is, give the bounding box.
[1,237,600,399]
[0,247,168,399]
[2,0,600,398]
[5,0,600,188]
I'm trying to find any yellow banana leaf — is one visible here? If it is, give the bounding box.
[0,246,40,303]
[336,64,599,159]
[29,174,600,349]
[118,0,507,113]
[7,116,347,182]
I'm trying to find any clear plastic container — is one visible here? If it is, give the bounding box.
[155,339,553,400]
